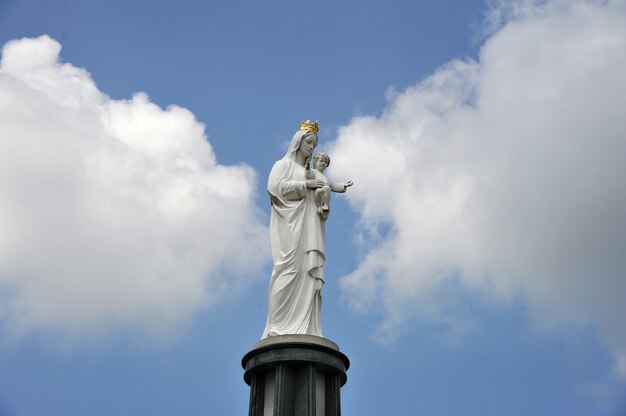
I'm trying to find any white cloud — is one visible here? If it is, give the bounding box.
[0,35,267,344]
[330,0,626,374]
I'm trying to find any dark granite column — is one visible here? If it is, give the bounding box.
[242,335,350,416]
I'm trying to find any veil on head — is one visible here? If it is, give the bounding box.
[283,129,317,161]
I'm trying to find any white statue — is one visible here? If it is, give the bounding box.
[312,153,353,221]
[261,121,351,339]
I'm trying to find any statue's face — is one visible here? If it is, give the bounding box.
[315,157,328,172]
[298,134,318,159]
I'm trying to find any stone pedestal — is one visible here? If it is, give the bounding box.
[242,335,350,416]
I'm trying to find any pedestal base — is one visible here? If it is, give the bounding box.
[242,335,350,416]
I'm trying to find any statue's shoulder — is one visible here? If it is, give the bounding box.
[268,158,292,185]
[271,158,293,173]
[272,158,288,168]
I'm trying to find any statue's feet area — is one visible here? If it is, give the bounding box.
[254,334,342,351]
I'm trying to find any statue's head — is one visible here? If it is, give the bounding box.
[285,120,319,162]
[313,153,330,172]
[297,132,318,160]
[296,120,319,159]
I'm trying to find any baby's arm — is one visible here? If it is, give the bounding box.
[330,180,353,193]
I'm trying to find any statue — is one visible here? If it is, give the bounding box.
[261,121,352,339]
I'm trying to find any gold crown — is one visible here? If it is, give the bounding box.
[299,120,319,134]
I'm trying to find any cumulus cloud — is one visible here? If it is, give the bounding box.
[330,0,626,374]
[0,35,266,343]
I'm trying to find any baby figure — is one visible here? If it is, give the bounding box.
[312,153,353,220]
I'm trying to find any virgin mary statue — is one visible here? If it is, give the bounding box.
[262,121,327,339]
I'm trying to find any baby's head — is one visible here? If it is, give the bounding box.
[313,153,330,172]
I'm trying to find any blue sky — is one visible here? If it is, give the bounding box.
[1,0,625,415]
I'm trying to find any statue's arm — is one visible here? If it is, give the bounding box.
[330,180,353,193]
